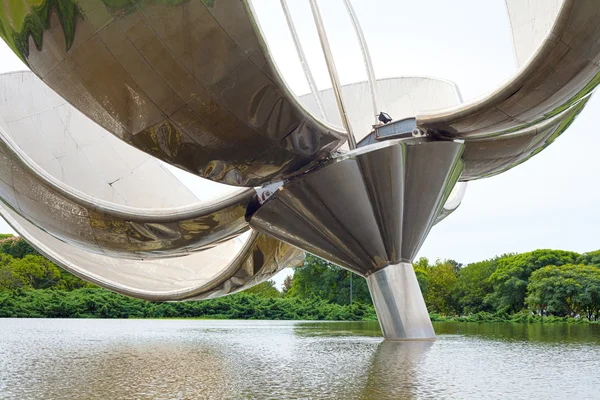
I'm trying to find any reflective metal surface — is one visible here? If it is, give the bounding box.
[1,1,599,341]
[0,203,303,301]
[434,182,468,224]
[249,138,464,275]
[0,0,345,187]
[506,0,564,67]
[367,262,435,340]
[0,70,305,300]
[418,0,600,179]
[0,72,253,258]
[250,138,462,339]
[0,72,202,208]
[460,96,589,180]
[300,77,462,144]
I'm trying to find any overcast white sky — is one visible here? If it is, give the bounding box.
[0,0,598,289]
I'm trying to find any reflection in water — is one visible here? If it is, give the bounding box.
[294,320,382,337]
[433,321,600,343]
[361,341,433,400]
[1,319,599,400]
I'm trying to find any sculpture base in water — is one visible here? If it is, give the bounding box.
[367,262,435,340]
[250,137,465,340]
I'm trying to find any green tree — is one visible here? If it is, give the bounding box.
[487,250,580,313]
[423,260,458,314]
[281,275,293,295]
[0,236,38,258]
[577,250,600,268]
[245,280,281,298]
[10,255,62,289]
[413,257,430,295]
[526,264,600,319]
[0,253,20,289]
[454,258,499,314]
[287,255,371,305]
[0,250,93,291]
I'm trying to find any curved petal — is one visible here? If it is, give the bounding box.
[299,77,462,143]
[506,0,564,67]
[417,0,600,179]
[418,0,595,137]
[1,202,303,301]
[0,0,345,187]
[0,71,255,258]
[434,182,468,225]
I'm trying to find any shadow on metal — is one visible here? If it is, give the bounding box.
[249,138,463,340]
[249,138,464,275]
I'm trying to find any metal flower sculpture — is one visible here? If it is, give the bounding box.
[0,0,596,339]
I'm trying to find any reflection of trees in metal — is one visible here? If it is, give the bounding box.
[0,71,253,257]
[2,0,346,186]
[1,206,303,301]
[0,0,78,61]
[0,71,303,300]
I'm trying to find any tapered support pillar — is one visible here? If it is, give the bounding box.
[367,262,435,340]
[249,138,463,340]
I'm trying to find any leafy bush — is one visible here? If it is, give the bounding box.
[0,288,377,321]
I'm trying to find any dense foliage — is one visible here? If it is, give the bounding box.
[0,236,375,321]
[1,235,599,322]
[286,255,371,305]
[0,289,376,320]
[526,265,600,319]
[413,250,600,320]
[0,236,93,291]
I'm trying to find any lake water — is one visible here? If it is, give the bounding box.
[1,319,599,399]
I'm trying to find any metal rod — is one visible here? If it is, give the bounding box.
[308,0,357,149]
[343,0,381,126]
[280,0,328,121]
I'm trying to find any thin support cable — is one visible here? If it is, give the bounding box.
[280,0,328,121]
[343,0,381,126]
[308,0,357,149]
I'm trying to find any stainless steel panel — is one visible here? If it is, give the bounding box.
[505,0,564,67]
[0,0,345,187]
[417,0,600,179]
[0,133,252,258]
[299,77,462,143]
[460,96,588,180]
[434,182,468,224]
[1,202,304,301]
[250,138,464,276]
[0,71,257,258]
[367,262,435,340]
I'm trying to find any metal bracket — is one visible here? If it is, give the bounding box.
[375,117,418,140]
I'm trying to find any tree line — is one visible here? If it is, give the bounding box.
[288,250,600,321]
[0,235,599,321]
[0,235,375,320]
[414,249,600,320]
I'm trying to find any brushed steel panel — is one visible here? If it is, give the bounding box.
[0,0,345,187]
[418,0,600,179]
[250,138,464,276]
[0,203,303,301]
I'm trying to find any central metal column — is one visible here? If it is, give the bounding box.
[249,138,464,341]
[367,262,435,340]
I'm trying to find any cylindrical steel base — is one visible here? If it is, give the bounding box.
[367,262,435,340]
